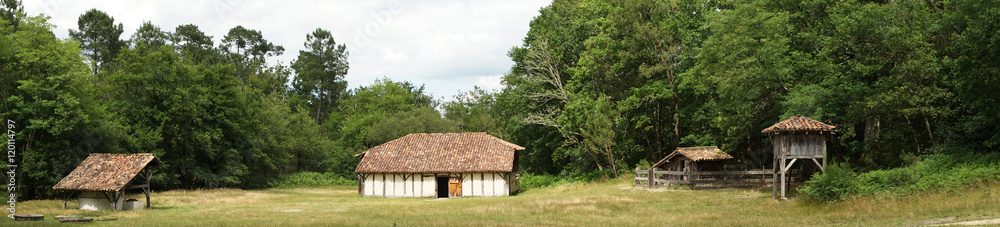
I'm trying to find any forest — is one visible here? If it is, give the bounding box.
[2,0,999,201]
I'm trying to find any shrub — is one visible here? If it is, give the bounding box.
[519,171,611,190]
[271,171,355,188]
[799,162,858,203]
[799,152,1000,203]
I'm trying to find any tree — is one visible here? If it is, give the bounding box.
[939,0,1000,152]
[291,28,349,124]
[568,95,621,176]
[689,0,795,160]
[221,25,284,61]
[443,87,500,133]
[68,9,124,74]
[2,15,121,199]
[130,21,170,48]
[0,0,22,30]
[336,79,433,148]
[220,25,285,87]
[172,24,218,64]
[366,107,458,145]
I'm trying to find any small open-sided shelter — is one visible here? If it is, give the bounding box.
[652,146,733,173]
[762,115,836,199]
[52,153,161,210]
[355,132,525,198]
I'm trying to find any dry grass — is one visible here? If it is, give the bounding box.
[3,180,998,226]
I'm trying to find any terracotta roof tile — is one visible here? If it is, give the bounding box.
[355,132,525,173]
[52,153,161,192]
[761,115,837,134]
[653,146,733,167]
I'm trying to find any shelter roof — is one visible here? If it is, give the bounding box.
[653,146,733,168]
[355,132,524,173]
[52,153,161,192]
[761,115,837,134]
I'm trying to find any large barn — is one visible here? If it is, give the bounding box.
[355,132,525,198]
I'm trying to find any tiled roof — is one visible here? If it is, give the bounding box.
[52,153,161,192]
[761,115,837,134]
[653,146,733,167]
[355,132,525,173]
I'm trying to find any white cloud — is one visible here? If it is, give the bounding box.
[475,76,505,92]
[23,0,551,102]
[380,47,411,64]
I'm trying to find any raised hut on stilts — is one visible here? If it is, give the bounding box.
[762,115,836,200]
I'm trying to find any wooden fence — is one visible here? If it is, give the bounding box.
[634,167,801,188]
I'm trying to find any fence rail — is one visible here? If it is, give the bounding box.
[635,167,801,188]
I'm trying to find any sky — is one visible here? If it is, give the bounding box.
[23,0,551,102]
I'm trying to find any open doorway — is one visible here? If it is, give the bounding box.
[436,176,449,198]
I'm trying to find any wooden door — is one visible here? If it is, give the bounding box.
[448,176,462,197]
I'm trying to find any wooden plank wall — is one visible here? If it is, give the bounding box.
[634,168,800,188]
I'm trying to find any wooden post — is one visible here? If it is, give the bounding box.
[61,191,76,209]
[772,157,778,199]
[648,168,654,187]
[145,169,152,208]
[635,167,640,186]
[780,157,787,200]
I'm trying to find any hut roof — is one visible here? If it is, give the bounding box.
[761,115,837,134]
[52,153,161,192]
[653,146,733,167]
[355,132,525,174]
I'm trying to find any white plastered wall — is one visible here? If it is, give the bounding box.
[460,172,510,197]
[361,172,512,197]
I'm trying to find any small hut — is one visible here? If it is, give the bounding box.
[355,132,525,198]
[762,115,836,199]
[52,153,161,210]
[653,146,733,173]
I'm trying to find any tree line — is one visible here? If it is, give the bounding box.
[0,1,496,200]
[3,0,1000,200]
[495,0,1000,178]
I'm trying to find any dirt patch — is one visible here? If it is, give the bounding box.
[733,194,766,199]
[619,186,680,192]
[930,218,1000,226]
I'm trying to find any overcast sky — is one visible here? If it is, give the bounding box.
[23,0,550,102]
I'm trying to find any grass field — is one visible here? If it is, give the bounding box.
[3,179,999,226]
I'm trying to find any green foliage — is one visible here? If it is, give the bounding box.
[800,153,1000,203]
[798,163,859,203]
[1,15,119,199]
[69,8,124,74]
[0,0,22,29]
[130,21,170,48]
[336,78,434,148]
[291,28,349,124]
[443,87,501,133]
[519,171,608,190]
[270,171,354,188]
[366,107,458,145]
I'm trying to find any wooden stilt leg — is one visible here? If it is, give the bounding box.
[780,158,787,199]
[772,157,779,200]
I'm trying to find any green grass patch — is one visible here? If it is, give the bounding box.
[4,178,998,226]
